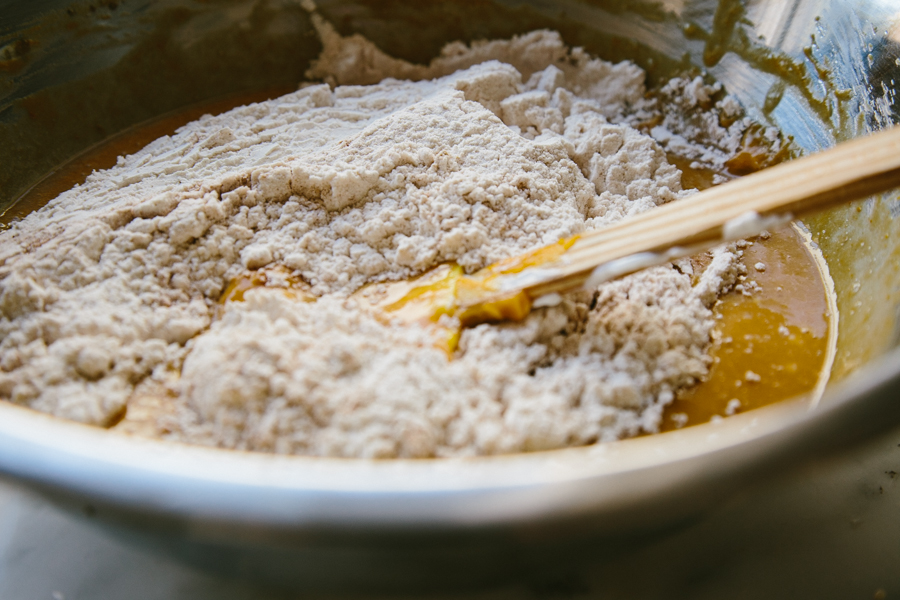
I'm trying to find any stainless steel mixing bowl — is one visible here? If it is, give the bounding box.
[1,0,899,592]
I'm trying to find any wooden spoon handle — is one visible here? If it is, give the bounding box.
[520,125,900,300]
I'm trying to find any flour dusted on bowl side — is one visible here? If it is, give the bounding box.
[0,25,760,457]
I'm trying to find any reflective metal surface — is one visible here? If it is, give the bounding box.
[1,0,899,592]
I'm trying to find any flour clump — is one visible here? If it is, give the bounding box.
[0,23,765,457]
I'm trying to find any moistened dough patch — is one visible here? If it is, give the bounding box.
[0,25,753,457]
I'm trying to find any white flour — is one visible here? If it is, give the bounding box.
[0,22,755,457]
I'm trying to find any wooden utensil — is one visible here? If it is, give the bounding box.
[375,125,900,330]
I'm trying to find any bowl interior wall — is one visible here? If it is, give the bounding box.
[3,0,899,379]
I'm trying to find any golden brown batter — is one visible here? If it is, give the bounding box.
[5,102,834,432]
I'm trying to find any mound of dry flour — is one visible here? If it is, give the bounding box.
[0,22,763,457]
